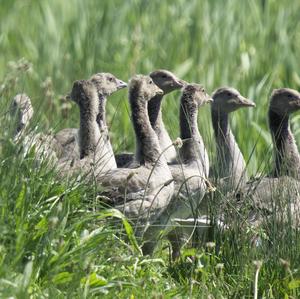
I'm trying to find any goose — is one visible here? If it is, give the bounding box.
[235,88,300,229]
[89,73,127,170]
[142,83,213,259]
[268,88,300,179]
[115,69,185,167]
[148,69,186,163]
[56,73,127,161]
[10,94,63,164]
[95,75,174,232]
[210,87,255,190]
[57,79,115,175]
[10,93,34,141]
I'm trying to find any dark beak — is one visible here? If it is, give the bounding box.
[206,94,214,103]
[117,80,127,90]
[238,96,256,107]
[176,79,188,88]
[296,96,300,107]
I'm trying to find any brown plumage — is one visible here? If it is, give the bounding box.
[56,72,127,162]
[143,83,213,259]
[115,69,185,167]
[10,94,63,164]
[211,87,255,190]
[96,75,174,233]
[235,88,300,229]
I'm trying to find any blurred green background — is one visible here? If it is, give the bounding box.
[1,2,300,297]
[1,0,300,174]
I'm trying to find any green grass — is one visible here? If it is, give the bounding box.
[0,0,300,297]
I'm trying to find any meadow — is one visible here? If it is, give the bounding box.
[0,0,300,297]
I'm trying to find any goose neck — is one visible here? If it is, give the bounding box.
[148,94,164,131]
[179,97,204,163]
[212,109,229,139]
[96,94,107,132]
[179,98,199,140]
[211,108,246,183]
[269,109,300,178]
[78,97,100,159]
[130,94,163,165]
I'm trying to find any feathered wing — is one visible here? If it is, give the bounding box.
[97,165,174,221]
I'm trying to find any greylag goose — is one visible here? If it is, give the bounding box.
[57,79,115,175]
[115,69,185,167]
[10,94,62,164]
[211,87,255,190]
[96,75,174,232]
[268,88,300,179]
[56,73,127,161]
[235,88,300,229]
[148,69,186,163]
[11,93,34,141]
[142,83,213,259]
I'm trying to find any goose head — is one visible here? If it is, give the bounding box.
[181,83,213,110]
[89,72,127,97]
[10,94,34,133]
[129,75,163,102]
[269,88,300,116]
[70,80,98,113]
[212,87,255,113]
[149,69,186,95]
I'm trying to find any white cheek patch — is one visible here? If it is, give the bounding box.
[227,98,236,104]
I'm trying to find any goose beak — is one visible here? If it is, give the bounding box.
[206,93,214,103]
[66,93,71,101]
[177,79,188,88]
[296,95,300,107]
[117,80,127,90]
[238,96,255,107]
[156,88,164,95]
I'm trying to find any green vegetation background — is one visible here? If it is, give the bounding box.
[0,0,300,298]
[1,0,300,173]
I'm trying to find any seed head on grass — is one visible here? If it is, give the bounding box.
[206,242,216,251]
[173,137,183,148]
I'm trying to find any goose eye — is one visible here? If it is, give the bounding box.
[287,94,293,99]
[149,80,153,84]
[161,74,167,78]
[226,92,232,97]
[201,88,205,92]
[108,77,114,82]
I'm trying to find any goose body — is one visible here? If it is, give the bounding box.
[235,88,300,228]
[168,84,212,213]
[11,94,62,164]
[143,83,212,258]
[54,128,79,159]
